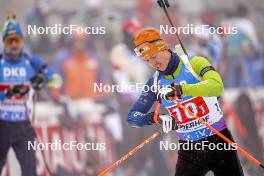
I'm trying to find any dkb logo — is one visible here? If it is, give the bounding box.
[3,67,26,78]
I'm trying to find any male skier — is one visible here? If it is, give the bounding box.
[127,28,244,176]
[0,15,61,175]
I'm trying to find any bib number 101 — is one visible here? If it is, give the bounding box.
[167,97,209,123]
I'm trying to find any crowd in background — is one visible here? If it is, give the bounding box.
[23,0,264,91]
[1,0,264,175]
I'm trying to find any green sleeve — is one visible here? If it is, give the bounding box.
[181,56,224,97]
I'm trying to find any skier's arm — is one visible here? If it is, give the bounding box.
[181,56,224,97]
[30,55,62,88]
[127,77,157,127]
[30,55,54,81]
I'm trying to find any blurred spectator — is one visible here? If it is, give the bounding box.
[222,3,258,57]
[26,0,53,53]
[190,25,223,68]
[110,19,150,100]
[83,0,103,25]
[235,93,264,176]
[259,31,264,83]
[55,34,101,99]
[136,0,155,26]
[221,3,262,88]
[241,43,264,87]
[259,31,264,55]
[224,42,264,87]
[53,36,71,77]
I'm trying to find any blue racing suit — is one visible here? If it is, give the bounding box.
[0,52,55,176]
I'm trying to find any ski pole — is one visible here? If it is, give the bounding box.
[98,101,162,176]
[157,0,188,56]
[98,130,162,176]
[172,99,264,170]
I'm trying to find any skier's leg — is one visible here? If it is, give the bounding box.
[0,135,11,174]
[210,150,244,176]
[0,121,12,174]
[175,145,209,176]
[12,124,37,176]
[208,129,244,176]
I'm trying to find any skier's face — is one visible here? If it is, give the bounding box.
[4,34,23,50]
[4,34,23,60]
[136,42,171,71]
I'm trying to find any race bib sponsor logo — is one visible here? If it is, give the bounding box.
[177,115,209,131]
[3,67,26,78]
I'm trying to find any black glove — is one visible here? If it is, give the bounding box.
[30,74,47,90]
[6,85,29,98]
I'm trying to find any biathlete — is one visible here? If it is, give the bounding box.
[0,15,62,176]
[127,28,244,176]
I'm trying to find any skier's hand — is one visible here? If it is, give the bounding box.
[6,85,29,98]
[30,74,47,90]
[157,83,183,101]
[159,115,178,133]
[146,112,177,133]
